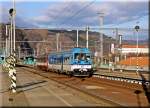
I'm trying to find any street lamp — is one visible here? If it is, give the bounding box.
[134,23,140,74]
[5,24,9,57]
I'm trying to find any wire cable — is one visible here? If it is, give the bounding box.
[58,0,97,28]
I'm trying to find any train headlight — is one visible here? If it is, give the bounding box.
[83,69,87,71]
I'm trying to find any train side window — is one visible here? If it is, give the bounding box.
[63,57,65,63]
[59,57,61,64]
[59,58,61,64]
[70,56,73,61]
[52,58,53,64]
[55,58,57,64]
[56,58,58,64]
[1,57,4,60]
[86,54,91,60]
[66,57,69,63]
[51,57,53,63]
[65,57,66,62]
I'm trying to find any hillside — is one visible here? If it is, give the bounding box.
[0,23,148,58]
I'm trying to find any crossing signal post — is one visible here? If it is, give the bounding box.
[134,24,140,75]
[9,8,16,55]
[8,7,16,93]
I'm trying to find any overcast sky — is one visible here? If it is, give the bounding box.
[0,0,148,40]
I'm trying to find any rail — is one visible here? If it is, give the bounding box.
[18,65,121,106]
[93,73,150,85]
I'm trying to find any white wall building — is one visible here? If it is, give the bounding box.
[121,45,148,54]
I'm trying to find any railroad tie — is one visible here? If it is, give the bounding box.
[7,55,17,93]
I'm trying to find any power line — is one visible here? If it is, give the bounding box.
[16,27,148,31]
[52,1,74,26]
[59,0,96,28]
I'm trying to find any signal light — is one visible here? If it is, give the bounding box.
[9,8,16,16]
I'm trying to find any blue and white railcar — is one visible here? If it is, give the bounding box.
[0,56,5,64]
[48,47,93,77]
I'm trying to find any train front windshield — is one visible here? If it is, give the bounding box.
[74,53,91,60]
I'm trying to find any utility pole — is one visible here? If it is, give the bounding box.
[18,46,20,59]
[7,0,17,94]
[114,28,119,64]
[10,15,13,54]
[5,24,11,57]
[7,24,10,56]
[119,34,122,61]
[56,33,59,52]
[97,12,104,65]
[59,41,62,51]
[76,29,79,47]
[86,26,89,48]
[119,34,122,45]
[5,25,8,57]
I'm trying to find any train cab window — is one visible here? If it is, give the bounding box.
[74,53,86,60]
[81,53,86,60]
[74,53,91,61]
[74,53,80,60]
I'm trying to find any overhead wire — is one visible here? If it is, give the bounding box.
[67,0,99,29]
[51,0,74,26]
[58,0,97,28]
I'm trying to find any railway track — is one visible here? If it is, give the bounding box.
[18,64,149,91]
[93,74,150,86]
[97,68,149,73]
[18,65,122,106]
[94,68,150,85]
[18,64,149,88]
[16,65,150,106]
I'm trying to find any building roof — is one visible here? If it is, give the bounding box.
[118,56,149,67]
[122,45,148,48]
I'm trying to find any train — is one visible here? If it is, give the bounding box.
[23,56,36,65]
[0,56,5,64]
[0,49,5,64]
[36,47,93,77]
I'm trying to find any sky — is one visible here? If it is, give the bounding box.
[0,0,149,40]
